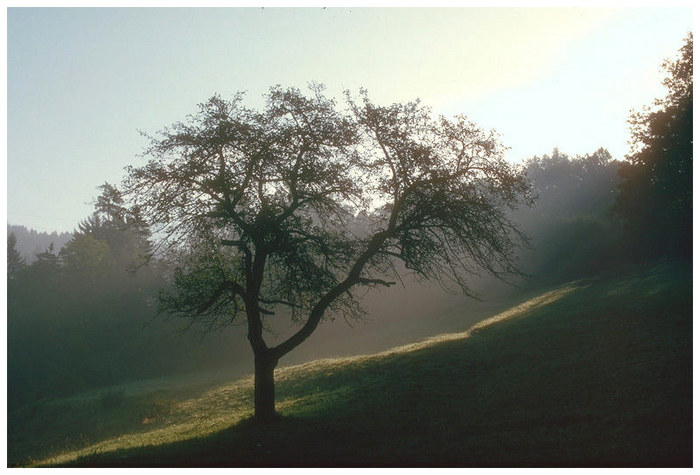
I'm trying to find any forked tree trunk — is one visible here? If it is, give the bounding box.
[253,352,278,422]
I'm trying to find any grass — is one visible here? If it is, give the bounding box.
[10,261,692,467]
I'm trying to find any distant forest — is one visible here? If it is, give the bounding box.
[4,148,630,408]
[7,225,72,263]
[7,33,692,411]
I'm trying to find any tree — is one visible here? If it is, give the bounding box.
[33,243,60,271]
[60,233,115,279]
[60,183,153,279]
[125,84,532,422]
[7,233,26,280]
[517,148,622,283]
[524,147,619,218]
[614,33,692,258]
[8,188,163,406]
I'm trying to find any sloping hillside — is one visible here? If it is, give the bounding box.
[18,262,691,467]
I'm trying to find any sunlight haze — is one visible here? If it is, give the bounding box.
[6,7,694,467]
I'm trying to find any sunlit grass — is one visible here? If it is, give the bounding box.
[22,284,579,466]
[281,283,580,373]
[11,261,691,467]
[33,379,255,466]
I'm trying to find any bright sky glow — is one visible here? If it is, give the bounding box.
[6,7,692,233]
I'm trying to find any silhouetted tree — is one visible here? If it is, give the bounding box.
[7,233,25,280]
[31,243,60,276]
[614,33,692,258]
[61,183,152,275]
[125,84,532,421]
[60,233,115,279]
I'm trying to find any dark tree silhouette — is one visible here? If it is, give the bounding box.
[614,33,692,258]
[61,183,152,274]
[7,233,25,280]
[125,84,532,421]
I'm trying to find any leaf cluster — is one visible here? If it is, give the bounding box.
[614,33,692,258]
[125,85,532,342]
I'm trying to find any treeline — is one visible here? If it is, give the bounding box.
[7,34,691,409]
[2,142,670,408]
[518,33,692,281]
[516,147,623,285]
[6,225,72,263]
[7,185,252,409]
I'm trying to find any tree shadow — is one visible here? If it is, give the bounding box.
[54,413,401,467]
[50,272,692,468]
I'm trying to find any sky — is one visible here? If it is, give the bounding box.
[5,7,693,233]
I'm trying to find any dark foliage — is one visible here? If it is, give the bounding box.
[125,84,534,420]
[6,187,252,410]
[7,232,26,280]
[613,33,692,259]
[514,148,622,284]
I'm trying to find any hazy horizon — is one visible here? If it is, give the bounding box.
[6,7,692,233]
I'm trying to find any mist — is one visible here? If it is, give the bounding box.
[6,145,625,410]
[6,135,689,468]
[6,19,691,465]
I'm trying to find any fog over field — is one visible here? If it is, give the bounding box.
[6,7,692,468]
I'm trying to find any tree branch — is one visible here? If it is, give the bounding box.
[196,280,246,314]
[357,277,396,287]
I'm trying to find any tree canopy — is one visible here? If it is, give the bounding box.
[614,33,692,258]
[125,84,533,420]
[7,233,25,280]
[517,147,622,283]
[61,183,152,277]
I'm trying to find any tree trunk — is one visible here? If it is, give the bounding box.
[253,352,278,423]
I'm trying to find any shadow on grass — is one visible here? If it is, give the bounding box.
[51,262,692,467]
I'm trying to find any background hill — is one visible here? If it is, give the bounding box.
[9,261,691,467]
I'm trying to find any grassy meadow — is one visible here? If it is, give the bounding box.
[9,261,692,467]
